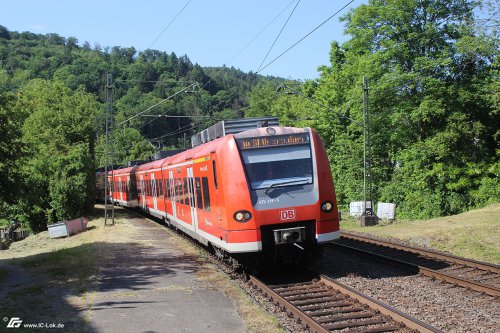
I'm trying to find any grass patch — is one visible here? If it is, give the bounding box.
[0,206,133,332]
[20,245,98,282]
[340,203,500,263]
[1,206,283,332]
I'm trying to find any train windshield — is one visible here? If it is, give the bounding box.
[240,144,313,190]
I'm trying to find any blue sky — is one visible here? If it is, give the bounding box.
[0,0,365,80]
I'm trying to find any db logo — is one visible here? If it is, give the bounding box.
[280,209,296,221]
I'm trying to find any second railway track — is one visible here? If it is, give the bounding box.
[333,231,500,297]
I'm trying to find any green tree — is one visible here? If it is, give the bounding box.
[315,0,499,217]
[95,127,154,167]
[17,79,99,230]
[0,92,26,213]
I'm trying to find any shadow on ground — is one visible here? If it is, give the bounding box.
[0,237,199,333]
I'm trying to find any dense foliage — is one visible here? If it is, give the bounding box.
[0,26,270,231]
[248,0,499,218]
[0,0,498,230]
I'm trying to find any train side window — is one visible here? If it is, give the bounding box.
[212,161,218,189]
[158,179,162,196]
[173,179,178,202]
[168,179,172,200]
[202,177,211,211]
[195,178,203,209]
[183,178,189,206]
[176,179,182,203]
[189,178,195,208]
[164,179,169,199]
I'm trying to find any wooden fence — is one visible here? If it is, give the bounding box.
[0,228,29,241]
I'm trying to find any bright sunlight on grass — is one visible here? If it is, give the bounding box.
[340,203,500,264]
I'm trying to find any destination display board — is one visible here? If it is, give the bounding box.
[237,133,310,150]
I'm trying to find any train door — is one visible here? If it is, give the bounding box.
[140,175,146,210]
[187,167,198,232]
[127,176,130,203]
[119,177,123,202]
[152,173,158,211]
[169,170,176,219]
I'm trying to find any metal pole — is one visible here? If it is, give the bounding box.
[366,78,374,216]
[105,74,115,226]
[362,77,368,215]
[362,77,374,216]
[104,76,110,226]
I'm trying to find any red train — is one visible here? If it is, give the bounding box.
[97,122,339,265]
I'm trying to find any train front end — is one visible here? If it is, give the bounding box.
[232,126,339,263]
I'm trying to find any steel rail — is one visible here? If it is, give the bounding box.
[319,275,443,333]
[332,241,500,297]
[340,231,500,274]
[250,274,442,333]
[249,276,328,333]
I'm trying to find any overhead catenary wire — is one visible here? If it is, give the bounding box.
[141,114,211,118]
[257,0,356,74]
[113,0,193,85]
[150,121,200,142]
[127,0,310,132]
[148,0,193,50]
[226,0,297,66]
[116,82,197,127]
[284,3,497,87]
[278,84,364,128]
[256,0,301,73]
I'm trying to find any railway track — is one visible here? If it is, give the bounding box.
[334,231,500,297]
[250,274,442,333]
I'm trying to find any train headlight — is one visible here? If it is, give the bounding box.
[233,210,252,222]
[321,201,334,212]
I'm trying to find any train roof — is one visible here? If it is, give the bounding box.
[135,135,230,172]
[112,165,138,175]
[137,157,165,171]
[233,126,309,138]
[119,126,311,173]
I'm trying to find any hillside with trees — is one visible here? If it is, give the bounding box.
[0,0,498,231]
[247,0,499,219]
[0,25,276,231]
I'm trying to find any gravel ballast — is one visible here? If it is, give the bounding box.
[312,245,499,332]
